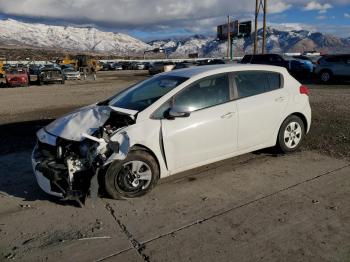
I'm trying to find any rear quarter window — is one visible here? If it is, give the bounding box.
[234,71,282,99]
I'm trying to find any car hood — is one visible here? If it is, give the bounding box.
[44,105,138,142]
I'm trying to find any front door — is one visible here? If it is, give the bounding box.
[161,73,238,173]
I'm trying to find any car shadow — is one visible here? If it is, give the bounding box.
[0,119,65,204]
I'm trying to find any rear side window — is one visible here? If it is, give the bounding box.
[325,56,343,63]
[234,71,282,99]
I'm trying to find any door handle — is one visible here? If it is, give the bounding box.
[275,97,285,102]
[221,112,235,119]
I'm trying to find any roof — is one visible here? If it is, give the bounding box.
[165,64,288,79]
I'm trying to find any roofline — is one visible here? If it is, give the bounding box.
[163,64,289,79]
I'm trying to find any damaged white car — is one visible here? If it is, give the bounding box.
[32,64,311,201]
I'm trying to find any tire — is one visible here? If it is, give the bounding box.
[105,150,159,199]
[61,80,65,84]
[319,70,332,83]
[277,115,305,153]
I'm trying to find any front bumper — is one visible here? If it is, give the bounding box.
[65,75,81,80]
[31,145,64,197]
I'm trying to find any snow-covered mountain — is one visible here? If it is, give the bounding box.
[149,28,350,58]
[0,19,349,58]
[0,19,150,55]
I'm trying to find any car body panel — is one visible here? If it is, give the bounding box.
[161,101,238,172]
[236,87,289,150]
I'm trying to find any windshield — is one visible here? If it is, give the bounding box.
[109,75,188,111]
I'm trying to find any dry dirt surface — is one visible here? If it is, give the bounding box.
[0,71,349,262]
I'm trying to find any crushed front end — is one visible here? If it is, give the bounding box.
[32,106,136,203]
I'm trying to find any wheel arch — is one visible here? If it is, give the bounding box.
[275,112,309,145]
[319,68,333,75]
[130,144,161,174]
[290,112,308,133]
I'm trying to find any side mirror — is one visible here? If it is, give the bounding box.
[165,108,190,120]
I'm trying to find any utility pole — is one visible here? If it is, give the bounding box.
[254,0,259,55]
[254,0,268,54]
[262,0,267,54]
[227,15,231,59]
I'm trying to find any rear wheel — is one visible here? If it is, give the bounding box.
[105,150,159,199]
[277,115,305,153]
[319,70,332,83]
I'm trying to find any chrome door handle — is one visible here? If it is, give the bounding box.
[221,112,235,119]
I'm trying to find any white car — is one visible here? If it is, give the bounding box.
[32,65,311,200]
[63,68,81,80]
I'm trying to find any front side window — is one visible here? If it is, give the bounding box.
[235,71,282,99]
[173,74,230,113]
[109,75,188,111]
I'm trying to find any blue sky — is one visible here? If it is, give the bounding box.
[0,0,349,40]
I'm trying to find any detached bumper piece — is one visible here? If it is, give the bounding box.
[32,142,94,207]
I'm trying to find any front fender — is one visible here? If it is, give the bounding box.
[108,119,169,178]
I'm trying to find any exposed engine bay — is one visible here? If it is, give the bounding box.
[32,107,136,206]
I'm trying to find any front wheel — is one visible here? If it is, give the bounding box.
[105,150,159,199]
[277,115,305,153]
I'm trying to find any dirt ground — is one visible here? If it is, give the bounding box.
[0,71,349,261]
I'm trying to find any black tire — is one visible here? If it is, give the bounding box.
[61,80,65,84]
[319,70,332,83]
[105,150,159,199]
[277,115,305,153]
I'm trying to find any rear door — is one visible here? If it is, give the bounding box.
[340,56,350,76]
[234,71,289,150]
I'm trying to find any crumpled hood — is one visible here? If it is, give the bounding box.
[44,104,137,142]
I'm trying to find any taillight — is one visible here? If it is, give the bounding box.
[300,85,309,96]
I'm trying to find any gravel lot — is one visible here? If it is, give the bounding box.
[0,70,349,261]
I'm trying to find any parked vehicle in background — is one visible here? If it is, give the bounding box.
[102,62,123,71]
[286,57,314,75]
[39,66,65,85]
[173,62,197,70]
[63,68,81,80]
[197,59,226,66]
[149,62,165,75]
[241,54,288,68]
[143,62,151,70]
[61,64,75,71]
[132,62,146,70]
[0,58,6,78]
[314,54,350,83]
[149,62,175,75]
[32,64,311,200]
[114,63,123,70]
[5,68,29,87]
[241,54,314,76]
[28,65,41,83]
[121,62,133,70]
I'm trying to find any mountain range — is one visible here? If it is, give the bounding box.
[0,19,349,58]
